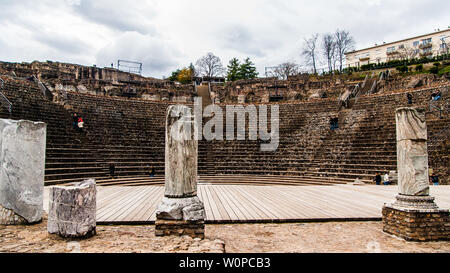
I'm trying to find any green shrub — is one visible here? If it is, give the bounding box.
[415,64,423,72]
[433,62,441,67]
[438,65,450,76]
[396,65,408,73]
[429,66,439,74]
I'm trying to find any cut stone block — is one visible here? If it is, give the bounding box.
[156,196,205,221]
[47,179,96,238]
[0,119,46,225]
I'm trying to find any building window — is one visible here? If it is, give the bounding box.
[413,41,419,47]
[398,44,405,49]
[386,46,395,52]
[423,47,432,53]
[440,43,447,49]
[421,38,432,44]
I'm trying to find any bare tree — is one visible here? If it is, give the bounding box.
[334,29,355,72]
[272,62,298,80]
[322,33,336,73]
[397,47,418,60]
[302,33,319,74]
[195,52,225,78]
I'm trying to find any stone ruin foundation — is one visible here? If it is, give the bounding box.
[47,179,97,238]
[155,105,205,238]
[0,119,46,225]
[382,108,449,241]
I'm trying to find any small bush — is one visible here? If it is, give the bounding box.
[433,62,441,67]
[396,65,408,73]
[438,65,450,76]
[429,66,439,74]
[415,64,423,72]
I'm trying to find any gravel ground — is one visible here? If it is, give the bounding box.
[0,216,448,253]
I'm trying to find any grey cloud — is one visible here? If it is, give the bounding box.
[72,0,157,35]
[32,32,92,55]
[95,32,183,77]
[219,25,280,57]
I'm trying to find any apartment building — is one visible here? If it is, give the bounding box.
[345,28,450,68]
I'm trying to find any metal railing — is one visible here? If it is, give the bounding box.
[429,90,448,118]
[0,78,12,113]
[428,126,449,153]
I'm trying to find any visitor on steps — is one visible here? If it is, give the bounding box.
[374,173,381,185]
[430,173,439,185]
[149,167,155,178]
[77,117,84,132]
[329,117,338,130]
[431,90,441,101]
[72,113,78,129]
[383,173,390,185]
[407,93,413,104]
[109,163,115,178]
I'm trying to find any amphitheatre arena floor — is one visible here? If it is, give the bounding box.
[43,184,450,224]
[1,184,447,253]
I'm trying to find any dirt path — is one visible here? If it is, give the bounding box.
[0,217,448,253]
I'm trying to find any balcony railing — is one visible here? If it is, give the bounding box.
[420,51,433,57]
[419,43,432,49]
[386,50,399,55]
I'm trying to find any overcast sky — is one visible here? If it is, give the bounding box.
[0,0,448,78]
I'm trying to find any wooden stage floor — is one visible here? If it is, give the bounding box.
[44,185,450,224]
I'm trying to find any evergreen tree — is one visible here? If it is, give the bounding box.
[239,58,258,80]
[168,69,181,82]
[226,58,241,82]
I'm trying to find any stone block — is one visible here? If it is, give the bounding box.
[47,179,96,238]
[382,205,449,241]
[156,196,205,221]
[0,119,46,225]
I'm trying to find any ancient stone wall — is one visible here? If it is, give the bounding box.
[1,60,448,104]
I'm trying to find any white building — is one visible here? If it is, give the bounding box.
[345,28,450,68]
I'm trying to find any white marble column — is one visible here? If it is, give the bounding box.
[396,107,429,196]
[0,119,46,224]
[164,104,198,198]
[156,105,205,224]
[393,107,437,209]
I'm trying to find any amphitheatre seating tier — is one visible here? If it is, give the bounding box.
[0,75,448,185]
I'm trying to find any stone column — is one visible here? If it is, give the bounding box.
[47,179,96,238]
[155,105,205,238]
[382,108,449,241]
[0,119,46,225]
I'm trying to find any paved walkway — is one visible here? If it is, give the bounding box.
[43,185,450,224]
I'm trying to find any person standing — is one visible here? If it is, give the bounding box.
[72,113,78,130]
[374,173,382,185]
[109,163,115,178]
[149,166,155,177]
[77,116,84,132]
[407,93,413,105]
[430,173,439,185]
[383,173,390,185]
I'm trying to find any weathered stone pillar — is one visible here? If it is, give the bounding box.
[155,105,205,238]
[0,119,46,225]
[382,108,449,241]
[47,179,96,238]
